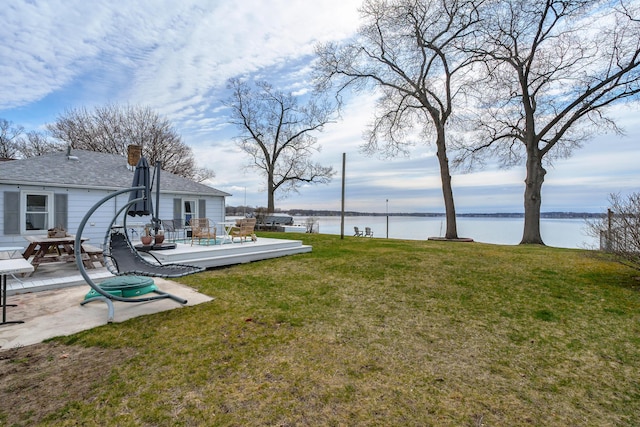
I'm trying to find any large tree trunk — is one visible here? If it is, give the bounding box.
[267,172,275,212]
[435,129,458,239]
[521,150,546,245]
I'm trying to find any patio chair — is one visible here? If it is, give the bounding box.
[354,226,363,237]
[161,219,186,242]
[365,227,374,237]
[189,218,217,245]
[230,217,257,243]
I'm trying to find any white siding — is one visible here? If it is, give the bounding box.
[0,184,226,250]
[203,195,225,224]
[156,193,225,224]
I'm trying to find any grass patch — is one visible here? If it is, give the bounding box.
[2,233,640,425]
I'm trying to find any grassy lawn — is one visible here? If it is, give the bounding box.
[6,233,640,425]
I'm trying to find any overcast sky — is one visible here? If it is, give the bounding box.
[2,0,638,214]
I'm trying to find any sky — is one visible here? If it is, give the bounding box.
[1,0,639,214]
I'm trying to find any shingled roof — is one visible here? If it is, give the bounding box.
[0,149,229,197]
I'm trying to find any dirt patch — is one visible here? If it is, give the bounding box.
[0,342,136,425]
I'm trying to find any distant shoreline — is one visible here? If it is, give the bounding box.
[226,207,603,219]
[291,212,603,219]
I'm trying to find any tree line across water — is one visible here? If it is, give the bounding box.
[226,206,604,219]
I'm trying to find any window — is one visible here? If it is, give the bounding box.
[21,191,53,233]
[183,199,197,226]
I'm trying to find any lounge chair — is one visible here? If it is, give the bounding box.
[104,230,203,278]
[75,157,204,322]
[365,227,374,237]
[231,217,257,242]
[354,226,363,237]
[189,218,217,245]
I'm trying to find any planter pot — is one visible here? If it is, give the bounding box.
[154,234,165,245]
[140,236,153,246]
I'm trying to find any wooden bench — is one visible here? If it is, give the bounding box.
[82,244,105,268]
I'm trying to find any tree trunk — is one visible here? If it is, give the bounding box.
[435,129,458,239]
[520,150,546,245]
[267,172,275,212]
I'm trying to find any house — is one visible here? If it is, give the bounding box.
[0,149,230,249]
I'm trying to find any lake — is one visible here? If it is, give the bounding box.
[293,216,598,249]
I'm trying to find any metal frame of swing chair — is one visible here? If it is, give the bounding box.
[75,186,204,322]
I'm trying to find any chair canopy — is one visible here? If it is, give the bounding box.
[127,156,153,217]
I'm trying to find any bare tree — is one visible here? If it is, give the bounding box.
[1,119,63,159]
[47,104,214,181]
[17,130,63,157]
[314,0,482,239]
[0,118,24,159]
[459,0,640,244]
[224,78,336,212]
[586,193,640,269]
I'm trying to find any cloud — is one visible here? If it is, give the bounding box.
[1,0,361,111]
[1,1,102,108]
[2,0,639,215]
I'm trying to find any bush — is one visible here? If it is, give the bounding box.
[588,192,640,268]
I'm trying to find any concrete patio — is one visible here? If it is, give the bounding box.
[0,236,311,350]
[0,278,213,350]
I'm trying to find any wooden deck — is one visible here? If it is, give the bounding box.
[7,237,311,294]
[144,237,311,268]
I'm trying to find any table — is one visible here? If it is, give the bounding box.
[0,258,34,325]
[0,246,27,283]
[217,221,238,242]
[0,247,24,259]
[22,235,89,275]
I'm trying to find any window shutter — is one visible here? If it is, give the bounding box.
[54,193,68,230]
[198,199,206,219]
[173,198,181,221]
[3,192,19,235]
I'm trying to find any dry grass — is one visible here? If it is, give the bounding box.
[2,233,639,426]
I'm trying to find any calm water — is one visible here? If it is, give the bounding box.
[293,216,597,249]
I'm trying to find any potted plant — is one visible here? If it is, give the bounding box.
[154,229,165,245]
[140,225,153,246]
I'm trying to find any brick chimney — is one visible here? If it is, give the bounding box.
[127,145,142,167]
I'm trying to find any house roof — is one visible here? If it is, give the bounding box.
[0,149,230,197]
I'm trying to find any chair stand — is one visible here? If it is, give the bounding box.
[82,287,187,323]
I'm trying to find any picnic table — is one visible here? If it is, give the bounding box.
[22,234,99,275]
